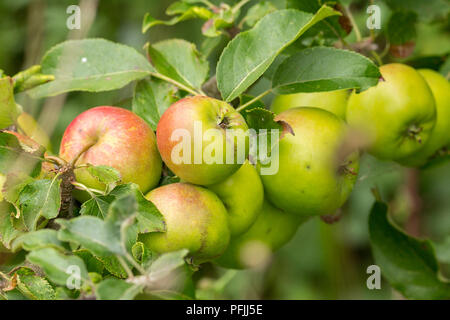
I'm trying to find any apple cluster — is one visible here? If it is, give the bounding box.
[56,63,449,269]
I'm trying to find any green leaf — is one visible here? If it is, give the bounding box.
[79,194,115,219]
[96,255,127,278]
[369,201,450,299]
[132,77,178,131]
[110,183,165,234]
[131,241,152,267]
[27,39,154,98]
[18,178,61,231]
[387,11,417,45]
[87,165,121,186]
[1,172,34,205]
[147,39,209,91]
[272,47,381,94]
[0,202,23,249]
[0,131,44,177]
[148,249,189,282]
[73,249,104,274]
[0,77,21,129]
[26,248,88,287]
[19,178,61,231]
[12,229,69,252]
[242,1,277,27]
[14,267,56,300]
[96,278,143,300]
[142,6,212,33]
[57,216,125,256]
[216,6,338,102]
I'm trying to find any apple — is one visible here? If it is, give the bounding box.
[16,112,52,152]
[398,69,450,167]
[156,96,249,185]
[140,182,230,263]
[271,89,349,119]
[346,63,436,161]
[59,106,162,199]
[207,160,264,237]
[260,107,359,216]
[216,199,307,269]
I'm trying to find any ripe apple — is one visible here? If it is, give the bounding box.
[398,69,450,167]
[140,183,230,263]
[260,107,359,216]
[207,160,264,237]
[346,63,436,161]
[59,106,162,199]
[216,199,307,269]
[271,89,349,119]
[156,96,249,185]
[17,112,52,152]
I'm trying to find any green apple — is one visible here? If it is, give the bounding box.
[216,199,307,269]
[346,63,436,161]
[140,182,230,264]
[398,69,450,167]
[156,96,249,185]
[271,89,349,119]
[59,106,162,200]
[207,160,264,237]
[260,107,359,217]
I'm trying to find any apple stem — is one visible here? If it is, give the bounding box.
[69,142,96,167]
[236,89,272,113]
[44,155,67,167]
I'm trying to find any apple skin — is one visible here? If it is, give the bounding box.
[398,69,450,167]
[260,107,359,217]
[156,96,249,186]
[17,112,52,152]
[59,106,162,199]
[271,89,349,119]
[216,199,307,269]
[207,160,264,237]
[346,63,436,161]
[140,183,230,264]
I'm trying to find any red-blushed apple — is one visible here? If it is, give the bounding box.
[59,106,162,200]
[207,160,264,237]
[156,96,249,186]
[260,107,359,217]
[140,182,230,264]
[215,199,308,269]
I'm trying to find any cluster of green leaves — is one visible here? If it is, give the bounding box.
[0,151,192,299]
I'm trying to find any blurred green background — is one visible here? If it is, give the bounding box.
[1,0,449,299]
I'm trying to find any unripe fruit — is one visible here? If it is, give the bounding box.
[59,106,162,200]
[346,63,436,161]
[260,107,359,217]
[398,69,450,167]
[141,183,230,263]
[156,96,249,185]
[271,89,349,119]
[207,160,264,237]
[216,199,307,269]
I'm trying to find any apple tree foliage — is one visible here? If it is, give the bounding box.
[0,0,449,300]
